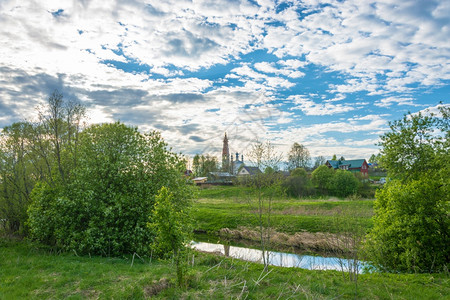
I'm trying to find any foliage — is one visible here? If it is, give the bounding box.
[150,187,192,286]
[192,154,218,177]
[287,142,310,170]
[367,106,450,273]
[368,153,381,165]
[313,155,326,169]
[330,170,359,197]
[28,122,192,256]
[367,178,449,273]
[378,107,448,181]
[283,167,314,197]
[311,165,335,193]
[0,123,35,233]
[0,91,85,234]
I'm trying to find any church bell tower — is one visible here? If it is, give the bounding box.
[222,133,230,172]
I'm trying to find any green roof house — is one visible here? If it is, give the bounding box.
[325,159,369,176]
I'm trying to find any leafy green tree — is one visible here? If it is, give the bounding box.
[284,167,313,197]
[28,122,193,256]
[150,187,192,286]
[367,106,449,273]
[287,143,310,170]
[0,123,35,233]
[331,154,337,160]
[192,154,218,177]
[192,154,201,175]
[311,165,335,193]
[0,91,85,234]
[331,170,359,197]
[368,153,381,165]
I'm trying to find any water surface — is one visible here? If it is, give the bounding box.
[192,241,361,272]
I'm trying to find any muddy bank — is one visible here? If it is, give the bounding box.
[215,227,356,254]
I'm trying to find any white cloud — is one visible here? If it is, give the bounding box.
[374,96,420,107]
[230,64,295,89]
[0,0,448,160]
[289,95,356,115]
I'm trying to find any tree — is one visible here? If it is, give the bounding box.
[192,154,218,177]
[366,106,449,273]
[331,154,337,160]
[284,167,313,197]
[368,153,381,165]
[0,91,86,234]
[28,122,193,256]
[0,122,35,233]
[378,108,448,181]
[150,187,192,286]
[339,156,345,161]
[311,165,335,193]
[247,140,284,270]
[287,143,310,170]
[34,90,86,184]
[330,170,359,197]
[313,155,326,169]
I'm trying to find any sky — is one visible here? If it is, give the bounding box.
[1,0,449,163]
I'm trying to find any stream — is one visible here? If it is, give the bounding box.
[192,241,363,272]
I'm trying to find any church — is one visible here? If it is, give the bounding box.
[221,133,244,175]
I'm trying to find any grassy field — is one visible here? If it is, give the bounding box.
[193,186,374,235]
[1,240,448,299]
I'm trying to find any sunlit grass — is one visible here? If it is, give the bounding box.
[193,185,374,234]
[1,240,448,299]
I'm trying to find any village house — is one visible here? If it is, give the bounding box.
[237,166,262,177]
[325,159,369,177]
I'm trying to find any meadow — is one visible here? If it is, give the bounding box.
[1,240,448,299]
[193,185,374,236]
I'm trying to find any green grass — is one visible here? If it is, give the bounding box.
[1,240,448,299]
[194,186,374,234]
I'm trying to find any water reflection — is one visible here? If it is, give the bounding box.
[192,241,361,272]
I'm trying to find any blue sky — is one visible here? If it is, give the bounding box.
[0,0,449,162]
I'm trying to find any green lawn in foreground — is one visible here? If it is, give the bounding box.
[1,240,448,299]
[193,186,374,234]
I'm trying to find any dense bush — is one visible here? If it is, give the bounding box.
[28,122,193,256]
[367,178,449,272]
[283,167,314,197]
[311,165,334,193]
[366,106,449,273]
[330,170,359,197]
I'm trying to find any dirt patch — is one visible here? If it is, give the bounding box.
[218,227,349,253]
[144,277,171,298]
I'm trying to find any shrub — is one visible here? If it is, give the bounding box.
[366,178,449,272]
[28,122,193,256]
[283,168,314,197]
[311,165,334,194]
[330,170,359,197]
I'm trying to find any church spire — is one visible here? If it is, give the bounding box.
[222,133,230,172]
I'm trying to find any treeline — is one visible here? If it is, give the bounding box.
[0,91,193,260]
[236,166,372,199]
